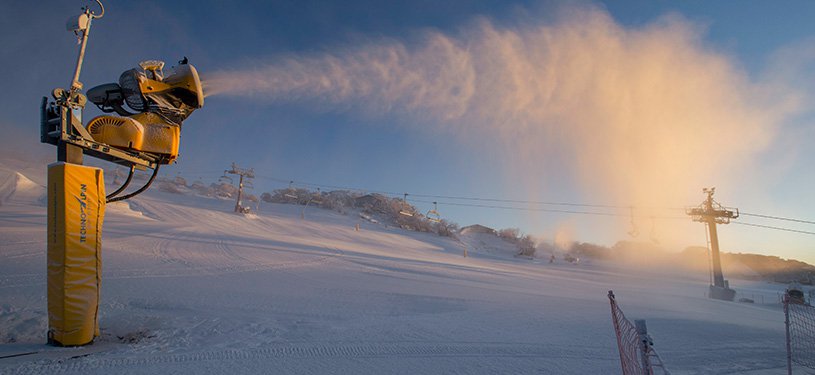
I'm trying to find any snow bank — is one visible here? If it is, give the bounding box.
[0,168,45,206]
[458,226,520,258]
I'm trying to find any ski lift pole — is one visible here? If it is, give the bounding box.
[225,163,254,213]
[234,173,245,213]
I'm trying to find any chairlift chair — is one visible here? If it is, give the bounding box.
[311,188,323,205]
[426,201,442,223]
[399,193,414,217]
[284,180,299,199]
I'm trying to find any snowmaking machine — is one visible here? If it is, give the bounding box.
[39,0,204,346]
[42,58,204,200]
[84,59,204,166]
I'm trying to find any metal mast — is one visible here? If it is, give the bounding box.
[225,163,255,213]
[686,188,739,301]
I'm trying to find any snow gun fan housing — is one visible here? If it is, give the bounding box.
[86,60,204,164]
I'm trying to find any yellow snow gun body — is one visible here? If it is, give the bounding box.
[86,60,203,164]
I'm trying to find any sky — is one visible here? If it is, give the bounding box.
[1,0,814,263]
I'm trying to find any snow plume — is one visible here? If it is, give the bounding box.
[205,7,799,246]
[204,32,476,120]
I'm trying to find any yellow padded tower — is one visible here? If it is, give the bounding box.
[47,162,105,346]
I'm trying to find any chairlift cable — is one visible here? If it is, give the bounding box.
[243,174,815,230]
[733,222,815,236]
[740,212,815,226]
[409,198,627,218]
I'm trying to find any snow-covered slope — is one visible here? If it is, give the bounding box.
[458,226,519,258]
[0,165,800,374]
[0,166,45,207]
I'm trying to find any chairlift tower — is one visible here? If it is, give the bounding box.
[686,187,739,301]
[226,163,254,213]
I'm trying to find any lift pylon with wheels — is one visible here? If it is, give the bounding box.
[225,163,255,214]
[686,188,739,301]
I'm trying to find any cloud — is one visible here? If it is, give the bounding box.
[204,6,800,246]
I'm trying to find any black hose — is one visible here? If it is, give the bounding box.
[107,164,160,203]
[105,165,135,202]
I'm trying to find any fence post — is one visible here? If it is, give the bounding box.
[784,295,792,375]
[609,291,672,375]
[635,320,652,375]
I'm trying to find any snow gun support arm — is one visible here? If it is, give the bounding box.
[40,0,204,202]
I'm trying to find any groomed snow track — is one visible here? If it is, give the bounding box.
[6,341,615,374]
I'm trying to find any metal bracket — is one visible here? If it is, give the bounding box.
[41,96,158,170]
